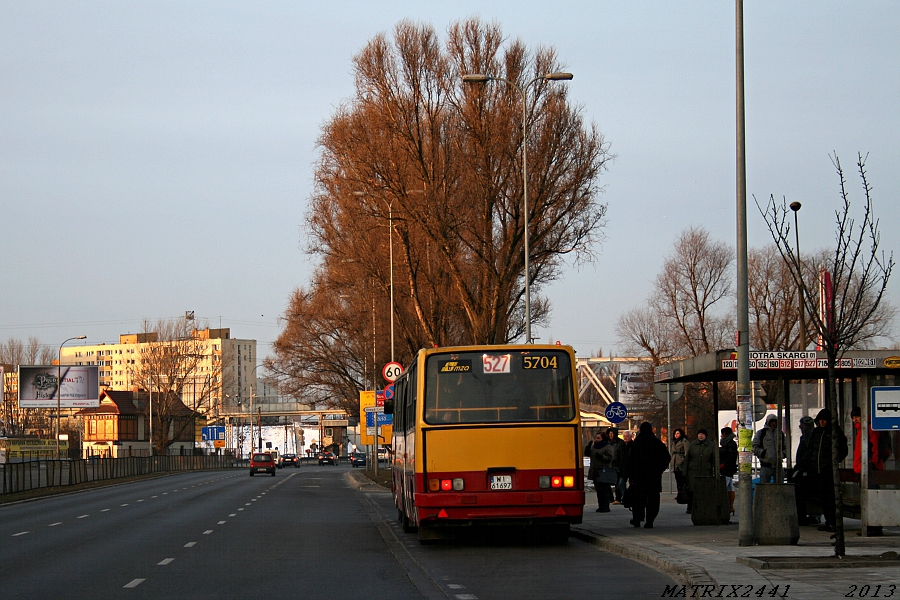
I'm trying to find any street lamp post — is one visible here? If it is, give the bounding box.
[790,202,806,350]
[462,71,573,344]
[57,335,86,458]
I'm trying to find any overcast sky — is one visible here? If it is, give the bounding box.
[2,1,898,362]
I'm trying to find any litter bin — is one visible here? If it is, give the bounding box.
[690,476,731,525]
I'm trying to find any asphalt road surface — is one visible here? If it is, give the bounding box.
[1,465,674,599]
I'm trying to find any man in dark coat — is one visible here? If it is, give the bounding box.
[792,415,817,525]
[808,408,848,532]
[626,421,671,528]
[608,428,627,504]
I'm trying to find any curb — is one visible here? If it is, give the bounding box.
[570,526,716,587]
[344,469,390,492]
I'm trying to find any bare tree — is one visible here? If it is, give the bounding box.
[127,319,222,455]
[273,18,611,408]
[758,153,894,557]
[616,226,735,434]
[1,337,57,436]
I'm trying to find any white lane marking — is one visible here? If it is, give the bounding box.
[101,508,111,512]
[158,558,175,565]
[137,499,144,503]
[203,530,213,535]
[244,503,251,506]
[184,542,197,547]
[448,585,463,589]
[123,579,145,588]
[217,521,226,525]
[251,499,257,502]
[228,514,236,517]
[77,515,89,519]
[455,595,478,600]
[151,495,158,498]
[48,522,62,527]
[163,493,168,495]
[121,504,129,507]
[12,531,29,536]
[238,508,244,511]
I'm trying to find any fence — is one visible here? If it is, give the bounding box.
[1,455,237,496]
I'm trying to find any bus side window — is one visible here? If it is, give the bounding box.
[406,364,417,432]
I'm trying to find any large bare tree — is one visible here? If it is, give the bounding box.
[272,18,611,409]
[758,153,894,557]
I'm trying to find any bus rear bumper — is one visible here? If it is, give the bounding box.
[415,491,584,525]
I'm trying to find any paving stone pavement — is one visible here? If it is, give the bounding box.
[574,490,900,599]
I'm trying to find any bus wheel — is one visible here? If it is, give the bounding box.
[399,509,417,534]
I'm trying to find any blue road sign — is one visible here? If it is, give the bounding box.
[364,411,393,427]
[605,402,628,424]
[872,386,900,430]
[201,426,225,441]
[384,384,395,400]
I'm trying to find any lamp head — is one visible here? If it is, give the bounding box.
[462,73,491,83]
[789,201,802,212]
[544,72,573,81]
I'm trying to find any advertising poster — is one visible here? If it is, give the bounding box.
[18,365,100,408]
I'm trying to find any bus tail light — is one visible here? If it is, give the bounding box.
[540,475,575,489]
[429,478,465,491]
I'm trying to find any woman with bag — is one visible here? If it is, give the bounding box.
[586,430,616,512]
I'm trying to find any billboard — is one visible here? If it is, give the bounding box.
[18,365,100,408]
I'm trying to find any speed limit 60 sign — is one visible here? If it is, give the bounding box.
[382,362,404,382]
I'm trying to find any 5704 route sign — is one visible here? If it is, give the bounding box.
[382,362,404,383]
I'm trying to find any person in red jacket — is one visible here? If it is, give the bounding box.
[851,406,886,473]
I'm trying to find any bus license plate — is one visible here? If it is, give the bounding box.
[490,475,512,490]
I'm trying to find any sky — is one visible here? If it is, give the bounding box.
[2,1,898,363]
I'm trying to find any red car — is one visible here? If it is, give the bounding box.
[249,452,276,476]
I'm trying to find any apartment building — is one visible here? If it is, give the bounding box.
[60,327,257,417]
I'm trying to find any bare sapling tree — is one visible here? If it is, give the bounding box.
[758,153,894,557]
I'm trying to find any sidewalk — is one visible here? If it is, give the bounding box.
[574,490,900,599]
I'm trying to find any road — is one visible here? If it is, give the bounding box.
[1,465,674,599]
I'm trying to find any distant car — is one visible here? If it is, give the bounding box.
[378,447,391,462]
[318,451,338,466]
[350,452,367,468]
[280,453,299,468]
[249,452,276,476]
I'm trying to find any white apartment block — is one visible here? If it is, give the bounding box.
[60,327,257,417]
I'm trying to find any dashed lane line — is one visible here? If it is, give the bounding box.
[158,558,175,566]
[123,579,145,588]
[202,530,213,535]
[78,515,89,519]
[184,542,197,548]
[12,531,29,537]
[217,521,226,525]
[48,522,62,527]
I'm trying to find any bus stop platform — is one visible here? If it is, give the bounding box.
[575,491,900,599]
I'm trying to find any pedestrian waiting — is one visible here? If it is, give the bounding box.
[752,414,786,483]
[626,421,671,528]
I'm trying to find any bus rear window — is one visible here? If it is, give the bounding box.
[424,350,575,424]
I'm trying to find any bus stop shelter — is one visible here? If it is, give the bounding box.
[654,349,900,533]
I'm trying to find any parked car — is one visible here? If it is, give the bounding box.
[318,451,338,466]
[350,452,367,468]
[249,452,276,476]
[279,453,299,468]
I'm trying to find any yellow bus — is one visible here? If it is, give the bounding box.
[386,344,584,543]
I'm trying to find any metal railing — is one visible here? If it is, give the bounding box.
[1,455,237,496]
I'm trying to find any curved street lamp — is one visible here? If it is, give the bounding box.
[57,335,86,457]
[462,71,573,343]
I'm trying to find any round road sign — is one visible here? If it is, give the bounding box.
[382,362,404,382]
[605,401,628,424]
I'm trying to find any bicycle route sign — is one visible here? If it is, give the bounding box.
[604,401,628,424]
